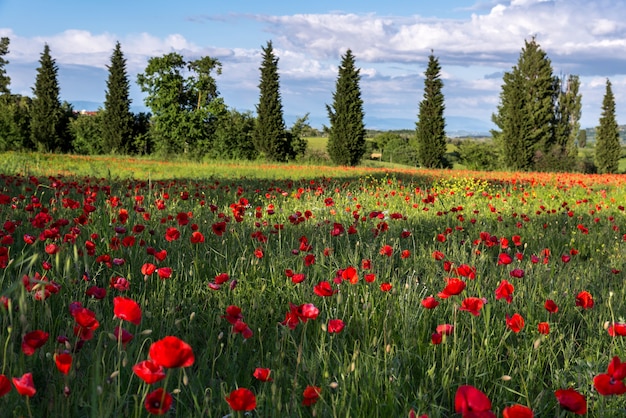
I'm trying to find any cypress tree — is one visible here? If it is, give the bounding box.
[101,41,133,153]
[326,49,365,166]
[0,37,10,94]
[492,38,558,170]
[253,41,289,161]
[554,75,581,158]
[30,44,64,152]
[595,79,621,174]
[416,53,447,168]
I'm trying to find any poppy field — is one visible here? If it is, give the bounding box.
[0,161,625,417]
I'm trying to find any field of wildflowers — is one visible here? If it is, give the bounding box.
[0,158,625,416]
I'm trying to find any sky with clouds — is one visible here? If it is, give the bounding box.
[1,0,625,132]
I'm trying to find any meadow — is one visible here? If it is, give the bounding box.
[0,152,625,417]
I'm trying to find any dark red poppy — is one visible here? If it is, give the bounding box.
[459,297,484,316]
[537,322,550,335]
[113,326,134,346]
[149,336,195,368]
[225,387,256,411]
[222,305,243,324]
[421,296,439,309]
[502,404,534,418]
[253,367,273,382]
[544,299,558,313]
[454,385,495,417]
[21,330,49,356]
[431,332,443,345]
[85,285,107,299]
[328,319,345,333]
[495,280,514,303]
[313,281,336,297]
[509,268,525,278]
[575,291,593,309]
[0,374,11,397]
[54,353,72,375]
[506,313,525,333]
[302,385,321,406]
[113,296,142,325]
[133,360,166,384]
[144,388,172,415]
[212,221,227,236]
[232,320,253,339]
[12,372,36,397]
[554,388,586,415]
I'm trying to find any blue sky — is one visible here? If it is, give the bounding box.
[2,0,626,132]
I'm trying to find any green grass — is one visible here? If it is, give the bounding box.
[0,155,625,416]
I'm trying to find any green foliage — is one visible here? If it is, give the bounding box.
[577,130,587,148]
[101,42,134,154]
[380,134,419,165]
[30,44,70,152]
[457,140,501,171]
[0,94,31,151]
[129,112,153,155]
[286,113,310,160]
[70,113,103,155]
[595,79,621,173]
[492,38,570,171]
[554,75,581,159]
[211,108,257,160]
[326,49,366,166]
[137,52,225,157]
[0,36,11,94]
[253,41,290,162]
[416,53,447,168]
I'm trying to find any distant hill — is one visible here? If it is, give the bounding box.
[584,125,626,144]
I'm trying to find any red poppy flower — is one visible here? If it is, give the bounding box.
[232,320,253,339]
[133,360,166,384]
[291,273,306,284]
[253,367,273,382]
[459,297,484,316]
[164,227,180,242]
[314,281,336,297]
[379,244,393,257]
[497,253,513,265]
[454,385,495,417]
[0,374,10,397]
[365,273,376,283]
[509,268,525,278]
[495,280,514,303]
[156,267,172,279]
[304,253,316,266]
[438,278,466,299]
[608,323,626,336]
[456,264,476,279]
[506,313,525,333]
[436,324,454,335]
[85,285,107,299]
[21,330,49,356]
[212,221,227,236]
[113,296,142,325]
[144,388,173,415]
[575,291,594,309]
[54,353,72,375]
[544,299,558,313]
[328,319,345,333]
[554,388,586,415]
[342,266,358,284]
[222,305,243,325]
[421,296,439,309]
[12,372,36,397]
[431,332,443,345]
[149,336,195,368]
[302,385,321,406]
[432,250,445,260]
[537,322,550,335]
[380,282,392,292]
[594,373,626,396]
[502,404,534,418]
[113,326,134,346]
[141,263,157,275]
[225,387,256,411]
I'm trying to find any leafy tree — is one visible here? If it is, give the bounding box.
[212,108,257,160]
[416,53,447,168]
[101,42,133,153]
[71,113,102,155]
[253,41,290,161]
[578,130,587,148]
[286,114,309,160]
[130,112,153,155]
[492,38,558,171]
[594,79,621,174]
[30,44,70,152]
[0,37,11,94]
[0,94,32,151]
[326,49,366,166]
[458,141,501,171]
[137,52,224,157]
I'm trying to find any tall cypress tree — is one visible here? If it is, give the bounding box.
[492,38,557,170]
[253,41,289,161]
[0,37,10,94]
[554,75,582,159]
[326,49,365,166]
[101,41,133,153]
[30,44,64,152]
[595,79,621,174]
[416,53,447,168]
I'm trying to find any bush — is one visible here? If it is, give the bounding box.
[457,141,501,171]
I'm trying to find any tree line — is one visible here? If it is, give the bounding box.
[0,36,622,172]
